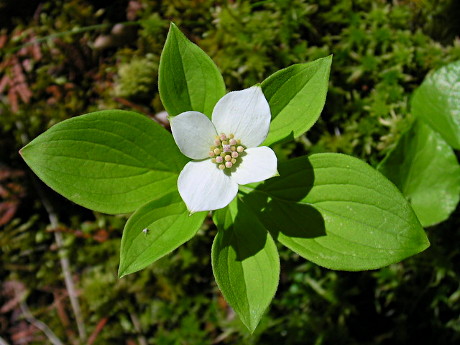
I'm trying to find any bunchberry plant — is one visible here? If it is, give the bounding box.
[20,23,430,332]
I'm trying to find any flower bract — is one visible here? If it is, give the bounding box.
[170,86,278,213]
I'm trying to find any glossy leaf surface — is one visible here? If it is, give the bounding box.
[212,198,279,333]
[412,60,460,149]
[378,121,460,227]
[119,191,206,277]
[241,153,429,271]
[261,55,332,146]
[159,23,226,118]
[20,110,187,214]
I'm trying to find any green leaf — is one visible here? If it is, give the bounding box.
[212,198,279,333]
[119,190,206,277]
[378,121,460,227]
[412,60,460,149]
[159,23,226,118]
[261,55,332,146]
[241,153,429,271]
[20,110,187,214]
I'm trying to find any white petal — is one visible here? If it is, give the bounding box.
[170,111,217,159]
[178,159,238,213]
[231,147,278,185]
[212,86,271,148]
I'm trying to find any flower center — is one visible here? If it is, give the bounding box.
[208,133,245,170]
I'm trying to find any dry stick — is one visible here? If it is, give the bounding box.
[46,205,87,342]
[20,301,64,345]
[16,121,87,342]
[129,312,148,345]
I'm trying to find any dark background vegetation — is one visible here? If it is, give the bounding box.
[1,0,459,344]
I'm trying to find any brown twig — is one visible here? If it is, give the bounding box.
[52,290,76,342]
[87,317,109,345]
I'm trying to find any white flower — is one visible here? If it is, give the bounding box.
[170,85,278,213]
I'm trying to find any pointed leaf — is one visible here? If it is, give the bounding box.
[378,121,460,227]
[212,198,279,332]
[241,153,429,271]
[412,60,460,149]
[119,190,206,277]
[261,55,332,146]
[20,110,187,214]
[159,23,226,118]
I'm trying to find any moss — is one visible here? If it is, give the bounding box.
[114,56,158,101]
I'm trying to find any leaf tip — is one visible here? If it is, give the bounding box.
[18,145,31,162]
[118,259,133,278]
[323,54,333,68]
[169,22,180,35]
[118,266,128,279]
[240,317,260,334]
[412,220,430,254]
[420,233,431,251]
[18,143,30,158]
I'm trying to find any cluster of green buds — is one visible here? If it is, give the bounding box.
[208,133,245,170]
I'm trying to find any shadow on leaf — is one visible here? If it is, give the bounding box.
[216,197,269,261]
[241,156,326,241]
